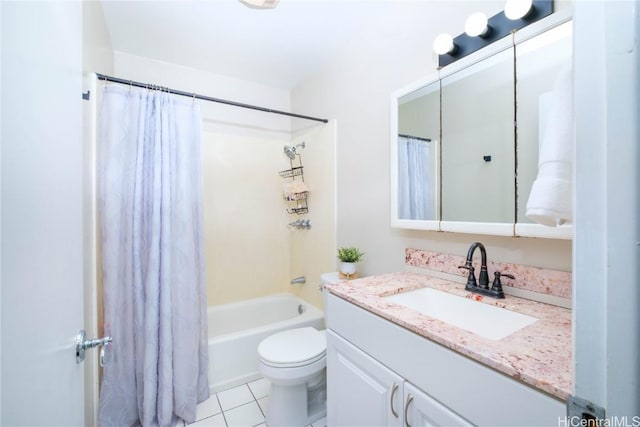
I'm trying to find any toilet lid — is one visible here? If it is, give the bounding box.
[258,327,326,367]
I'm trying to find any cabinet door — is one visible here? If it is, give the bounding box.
[404,382,473,427]
[327,330,404,427]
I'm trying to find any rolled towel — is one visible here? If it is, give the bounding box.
[526,62,573,226]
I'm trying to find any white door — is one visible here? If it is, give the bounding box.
[327,331,404,427]
[1,1,85,425]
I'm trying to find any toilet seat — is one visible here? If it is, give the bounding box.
[258,327,326,368]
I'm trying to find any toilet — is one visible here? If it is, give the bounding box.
[258,327,327,427]
[257,273,339,427]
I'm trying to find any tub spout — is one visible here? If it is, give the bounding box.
[290,276,306,285]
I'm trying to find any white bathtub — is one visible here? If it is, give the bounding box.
[207,293,324,393]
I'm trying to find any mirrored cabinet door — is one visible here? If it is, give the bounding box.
[515,21,573,225]
[440,47,515,225]
[396,81,440,222]
[389,11,573,239]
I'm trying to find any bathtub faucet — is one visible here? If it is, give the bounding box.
[290,276,306,285]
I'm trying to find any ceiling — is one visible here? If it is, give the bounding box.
[100,0,507,90]
[100,0,403,90]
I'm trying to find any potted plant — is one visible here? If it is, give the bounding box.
[337,246,364,277]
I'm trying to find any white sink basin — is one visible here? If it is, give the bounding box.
[384,287,538,340]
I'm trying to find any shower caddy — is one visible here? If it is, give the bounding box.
[279,156,308,215]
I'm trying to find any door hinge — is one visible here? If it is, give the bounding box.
[82,90,90,101]
[567,395,606,424]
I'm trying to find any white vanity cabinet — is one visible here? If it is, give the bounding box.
[328,330,472,426]
[325,292,566,426]
[404,382,472,427]
[327,330,404,426]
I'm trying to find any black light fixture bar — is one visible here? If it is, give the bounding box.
[438,0,553,68]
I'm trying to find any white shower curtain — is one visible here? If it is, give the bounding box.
[398,136,434,220]
[98,84,209,427]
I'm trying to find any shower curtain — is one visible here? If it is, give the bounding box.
[398,135,434,220]
[98,84,209,427]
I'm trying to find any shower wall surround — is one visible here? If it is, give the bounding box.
[289,122,338,309]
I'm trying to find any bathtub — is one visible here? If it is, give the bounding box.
[207,293,324,393]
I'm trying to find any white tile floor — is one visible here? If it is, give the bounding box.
[181,377,327,427]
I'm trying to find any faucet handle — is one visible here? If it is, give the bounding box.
[458,265,477,288]
[491,271,514,291]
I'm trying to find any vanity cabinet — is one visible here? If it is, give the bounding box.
[327,330,404,426]
[325,292,566,426]
[404,382,472,427]
[328,330,472,427]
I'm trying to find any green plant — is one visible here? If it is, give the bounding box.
[337,246,364,263]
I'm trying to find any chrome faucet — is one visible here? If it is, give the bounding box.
[458,242,511,299]
[290,276,306,285]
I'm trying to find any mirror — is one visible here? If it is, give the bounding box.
[391,14,572,238]
[396,81,440,221]
[441,47,514,224]
[515,21,573,231]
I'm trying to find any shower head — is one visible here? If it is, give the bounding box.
[284,145,297,160]
[283,141,305,160]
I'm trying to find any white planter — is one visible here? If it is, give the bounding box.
[340,262,357,275]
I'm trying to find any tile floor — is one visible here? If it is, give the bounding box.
[181,377,327,427]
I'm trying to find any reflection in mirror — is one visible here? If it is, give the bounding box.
[397,81,440,220]
[441,47,515,224]
[516,21,573,224]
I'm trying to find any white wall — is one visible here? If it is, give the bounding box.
[83,0,114,75]
[292,1,572,277]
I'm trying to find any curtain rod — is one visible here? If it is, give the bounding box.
[399,133,431,142]
[95,73,328,124]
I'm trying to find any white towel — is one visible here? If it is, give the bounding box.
[526,63,573,227]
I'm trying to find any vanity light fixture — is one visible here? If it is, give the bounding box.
[433,33,456,55]
[505,0,534,20]
[435,0,552,67]
[465,12,490,38]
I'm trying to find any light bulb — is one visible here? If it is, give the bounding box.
[465,12,490,37]
[504,0,533,20]
[433,33,455,55]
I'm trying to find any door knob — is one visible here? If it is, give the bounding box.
[75,330,112,364]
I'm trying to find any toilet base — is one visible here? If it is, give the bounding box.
[265,374,326,427]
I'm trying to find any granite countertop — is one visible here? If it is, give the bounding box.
[326,271,573,400]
